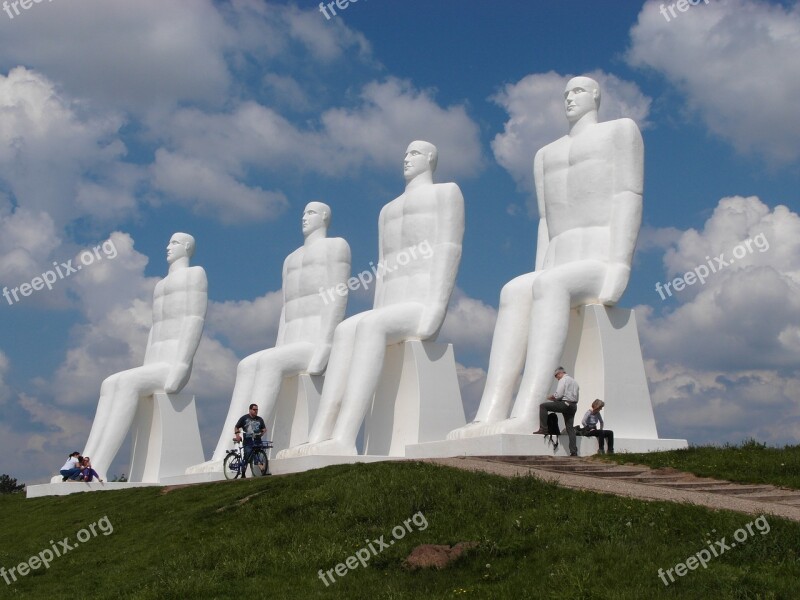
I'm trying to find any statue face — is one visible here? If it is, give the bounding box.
[166,235,189,264]
[302,203,326,235]
[403,142,432,182]
[564,79,598,123]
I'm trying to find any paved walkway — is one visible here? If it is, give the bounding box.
[426,456,800,523]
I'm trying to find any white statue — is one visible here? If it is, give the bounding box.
[83,233,208,476]
[449,76,643,439]
[278,140,465,457]
[206,202,350,463]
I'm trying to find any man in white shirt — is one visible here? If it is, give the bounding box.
[536,367,579,456]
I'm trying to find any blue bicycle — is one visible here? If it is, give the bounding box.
[223,438,273,479]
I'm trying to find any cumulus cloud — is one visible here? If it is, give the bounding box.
[646,360,800,446]
[206,290,284,356]
[628,0,800,163]
[491,70,651,204]
[0,67,133,227]
[151,79,482,222]
[439,288,497,358]
[456,362,487,423]
[638,196,800,445]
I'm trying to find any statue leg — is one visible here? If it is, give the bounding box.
[277,315,364,458]
[484,262,607,435]
[288,304,421,457]
[209,344,314,461]
[84,364,169,477]
[448,273,537,439]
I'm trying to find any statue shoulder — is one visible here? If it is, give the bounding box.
[434,181,464,203]
[185,265,208,287]
[607,117,642,140]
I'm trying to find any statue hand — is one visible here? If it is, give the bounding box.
[418,308,444,340]
[164,362,190,394]
[306,344,331,375]
[598,263,631,305]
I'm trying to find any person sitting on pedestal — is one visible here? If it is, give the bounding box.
[581,399,614,454]
[82,232,208,477]
[278,140,465,458]
[448,76,643,440]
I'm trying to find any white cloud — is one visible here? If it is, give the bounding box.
[0,67,132,227]
[151,150,289,224]
[628,0,800,163]
[456,362,487,423]
[206,291,284,357]
[491,70,651,204]
[151,79,482,221]
[637,196,800,446]
[640,196,800,371]
[646,360,800,446]
[0,0,232,114]
[439,288,497,357]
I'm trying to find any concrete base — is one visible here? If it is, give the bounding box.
[269,374,323,455]
[562,305,659,438]
[27,481,159,499]
[129,393,205,483]
[363,340,465,456]
[405,434,688,459]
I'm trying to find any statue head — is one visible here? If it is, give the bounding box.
[302,201,331,237]
[564,76,600,123]
[403,140,438,183]
[166,232,195,264]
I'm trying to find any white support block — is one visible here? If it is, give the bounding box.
[561,305,660,439]
[268,374,323,456]
[129,393,205,483]
[364,340,466,456]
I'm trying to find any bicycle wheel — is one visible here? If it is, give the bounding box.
[249,448,269,477]
[223,452,242,480]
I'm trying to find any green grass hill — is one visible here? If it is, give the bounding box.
[1,450,799,599]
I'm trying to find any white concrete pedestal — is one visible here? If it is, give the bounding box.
[268,374,323,456]
[406,306,687,458]
[363,340,465,456]
[129,392,205,483]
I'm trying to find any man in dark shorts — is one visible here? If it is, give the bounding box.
[234,403,267,477]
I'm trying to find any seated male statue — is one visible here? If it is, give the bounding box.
[203,202,350,465]
[278,140,465,457]
[83,233,208,476]
[448,76,643,439]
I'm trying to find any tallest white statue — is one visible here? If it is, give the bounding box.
[449,76,644,439]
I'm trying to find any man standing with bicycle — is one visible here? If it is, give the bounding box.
[234,404,267,478]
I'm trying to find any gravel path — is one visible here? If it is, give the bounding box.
[425,456,800,523]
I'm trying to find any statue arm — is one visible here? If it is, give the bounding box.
[164,267,208,393]
[533,149,549,272]
[374,207,387,308]
[599,119,644,305]
[418,183,465,338]
[276,256,289,347]
[307,239,351,374]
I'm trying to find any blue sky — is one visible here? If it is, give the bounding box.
[0,0,798,483]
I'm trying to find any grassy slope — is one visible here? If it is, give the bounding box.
[0,461,798,600]
[601,441,800,489]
